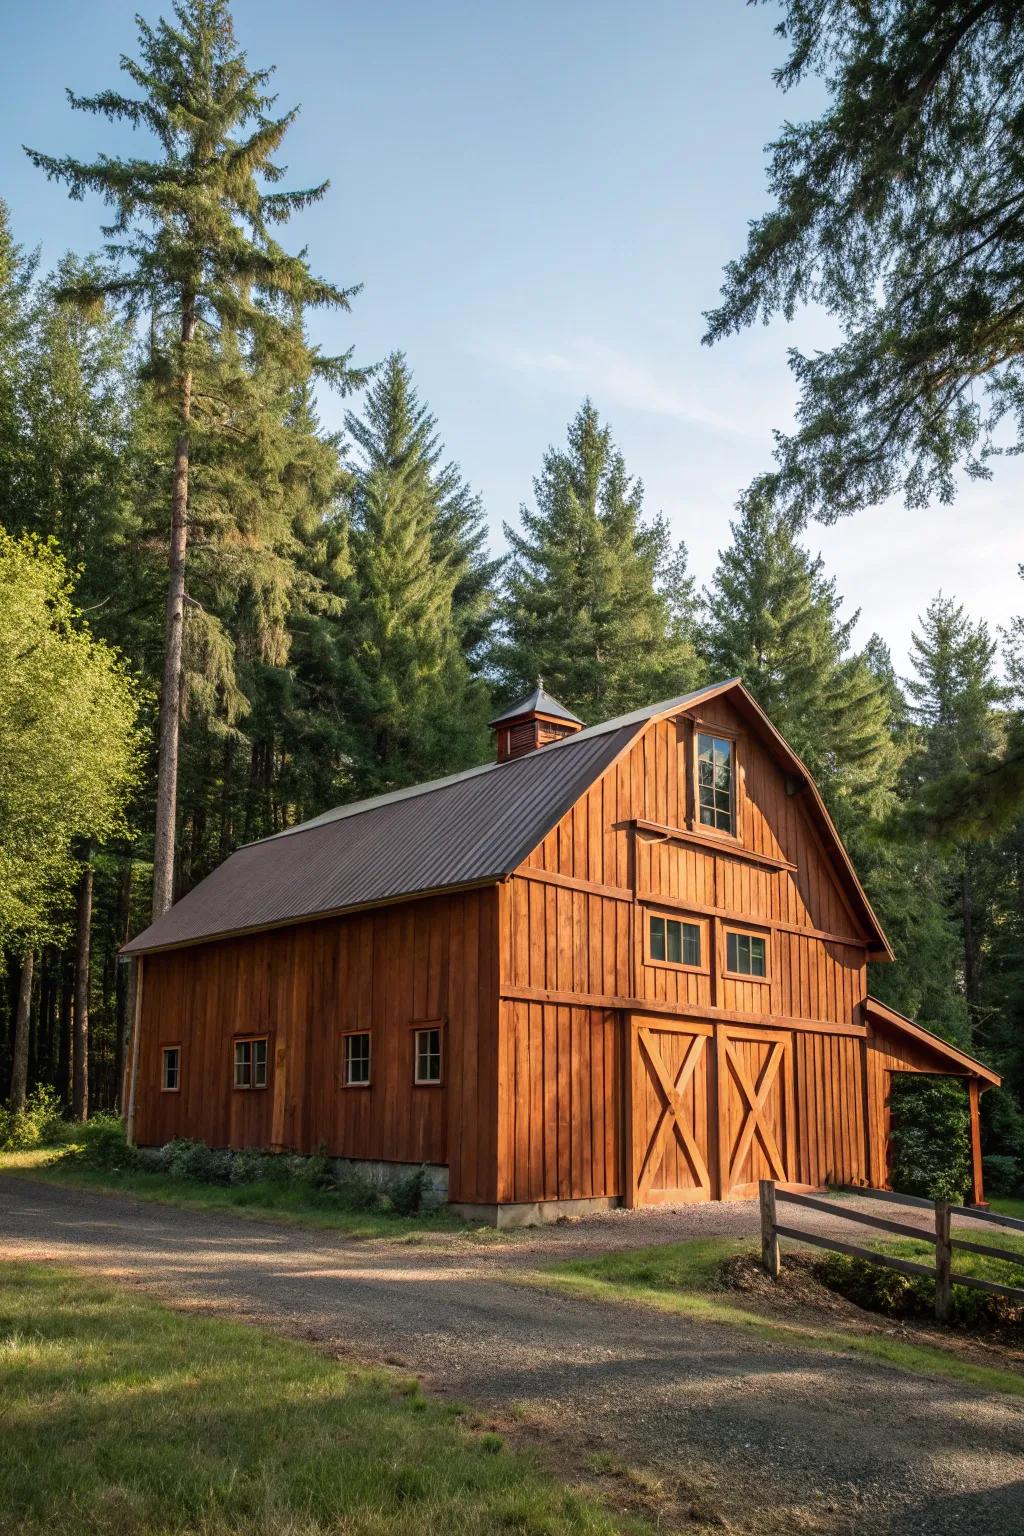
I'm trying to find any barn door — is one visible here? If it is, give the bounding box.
[627,1017,713,1205]
[717,1026,794,1198]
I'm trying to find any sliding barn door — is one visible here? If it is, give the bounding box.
[717,1026,794,1198]
[627,1018,713,1205]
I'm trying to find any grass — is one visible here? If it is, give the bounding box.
[990,1195,1024,1223]
[0,1262,645,1536]
[0,1146,496,1243]
[523,1236,1024,1399]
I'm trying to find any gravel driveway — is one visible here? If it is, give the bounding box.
[1,1176,1022,1535]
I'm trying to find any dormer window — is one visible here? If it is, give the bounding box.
[697,732,734,834]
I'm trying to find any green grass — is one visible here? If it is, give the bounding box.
[0,1147,495,1243]
[874,1222,1024,1285]
[990,1195,1024,1223]
[523,1237,1024,1399]
[0,1262,644,1536]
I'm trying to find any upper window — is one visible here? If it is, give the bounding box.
[697,732,734,834]
[414,1026,443,1085]
[726,930,768,978]
[161,1046,180,1092]
[648,913,703,969]
[344,1031,371,1087]
[233,1036,268,1090]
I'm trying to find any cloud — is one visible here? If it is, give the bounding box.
[475,335,760,438]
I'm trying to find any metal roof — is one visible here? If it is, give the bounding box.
[121,714,654,955]
[121,679,891,960]
[489,684,583,727]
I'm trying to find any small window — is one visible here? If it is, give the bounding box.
[344,1032,371,1087]
[233,1036,268,1090]
[726,931,767,978]
[414,1026,443,1085]
[648,914,702,969]
[697,732,734,834]
[161,1046,180,1092]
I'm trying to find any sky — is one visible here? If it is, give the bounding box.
[2,0,1020,675]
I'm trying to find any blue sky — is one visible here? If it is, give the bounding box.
[3,0,1019,673]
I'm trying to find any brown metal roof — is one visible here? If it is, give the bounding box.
[122,679,893,960]
[121,713,653,955]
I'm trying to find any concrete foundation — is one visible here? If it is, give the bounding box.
[449,1194,622,1228]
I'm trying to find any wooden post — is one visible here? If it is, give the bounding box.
[968,1079,985,1206]
[934,1200,952,1323]
[760,1178,780,1280]
[124,957,144,1147]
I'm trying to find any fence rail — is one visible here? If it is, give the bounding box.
[759,1180,1024,1320]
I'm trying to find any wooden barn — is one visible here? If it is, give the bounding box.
[122,680,998,1223]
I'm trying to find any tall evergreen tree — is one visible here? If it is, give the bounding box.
[701,501,901,826]
[27,0,363,918]
[338,354,491,795]
[498,401,699,721]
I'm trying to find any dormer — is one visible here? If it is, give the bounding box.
[489,682,583,763]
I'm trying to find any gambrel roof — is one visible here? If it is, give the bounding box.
[123,680,890,957]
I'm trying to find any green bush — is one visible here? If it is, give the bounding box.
[818,1251,1018,1329]
[889,1074,971,1203]
[65,1115,140,1172]
[983,1154,1023,1196]
[0,1085,64,1151]
[390,1165,428,1216]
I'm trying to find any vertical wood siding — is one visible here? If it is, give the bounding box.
[134,887,499,1203]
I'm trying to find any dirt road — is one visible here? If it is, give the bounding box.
[1,1177,1021,1534]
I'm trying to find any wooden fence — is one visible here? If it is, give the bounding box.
[758,1180,1024,1322]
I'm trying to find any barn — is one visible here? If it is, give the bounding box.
[122,679,999,1223]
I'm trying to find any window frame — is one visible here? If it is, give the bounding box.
[160,1044,181,1094]
[692,727,739,840]
[342,1029,373,1089]
[411,1021,445,1087]
[643,909,710,975]
[722,925,771,983]
[232,1033,270,1091]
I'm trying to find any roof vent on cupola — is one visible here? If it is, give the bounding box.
[488,680,583,763]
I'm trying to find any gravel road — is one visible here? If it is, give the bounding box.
[1,1176,1022,1535]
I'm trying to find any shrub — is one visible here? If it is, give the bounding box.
[889,1074,971,1203]
[66,1116,140,1172]
[390,1165,428,1216]
[156,1139,235,1184]
[818,1251,1018,1329]
[0,1085,65,1150]
[982,1154,1022,1196]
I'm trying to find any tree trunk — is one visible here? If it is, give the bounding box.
[72,857,94,1123]
[10,951,34,1112]
[114,857,134,1110]
[151,303,197,921]
[58,955,73,1107]
[961,850,981,1026]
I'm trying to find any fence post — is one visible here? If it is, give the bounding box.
[760,1179,780,1280]
[934,1200,951,1323]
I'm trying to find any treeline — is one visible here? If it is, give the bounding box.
[1,0,1023,1189]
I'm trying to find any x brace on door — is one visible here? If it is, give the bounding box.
[636,1027,711,1197]
[722,1035,786,1188]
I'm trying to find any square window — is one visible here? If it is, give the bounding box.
[161,1046,180,1092]
[414,1027,442,1085]
[234,1036,269,1089]
[726,931,767,978]
[344,1032,371,1087]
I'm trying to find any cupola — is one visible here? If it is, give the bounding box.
[489,681,583,763]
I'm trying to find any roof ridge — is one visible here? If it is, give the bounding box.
[257,682,731,848]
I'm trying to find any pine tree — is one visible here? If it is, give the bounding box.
[27,0,363,918]
[702,501,901,826]
[338,354,491,795]
[498,400,700,721]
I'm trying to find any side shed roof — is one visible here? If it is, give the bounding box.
[866,996,1001,1086]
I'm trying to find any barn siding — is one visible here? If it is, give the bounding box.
[499,696,879,1203]
[133,887,500,1203]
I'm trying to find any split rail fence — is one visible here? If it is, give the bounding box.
[758,1179,1024,1321]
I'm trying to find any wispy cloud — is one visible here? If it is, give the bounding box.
[473,335,761,439]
